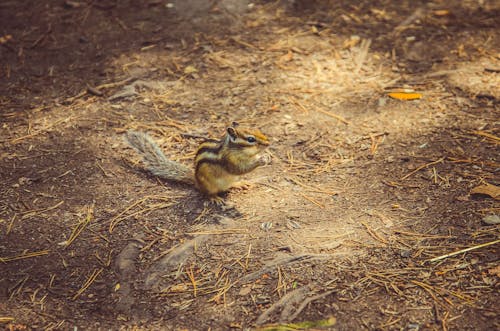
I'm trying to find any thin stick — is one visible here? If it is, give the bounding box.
[300,193,325,208]
[287,176,337,195]
[316,108,350,125]
[245,244,252,270]
[186,229,248,235]
[473,130,500,143]
[0,250,50,263]
[361,222,388,244]
[186,265,197,297]
[401,158,444,180]
[10,117,75,144]
[64,204,94,248]
[428,239,500,262]
[72,268,103,300]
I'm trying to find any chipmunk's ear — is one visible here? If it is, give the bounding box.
[231,121,239,128]
[227,126,238,140]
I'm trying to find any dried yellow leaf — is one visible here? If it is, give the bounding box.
[434,10,450,16]
[388,92,422,100]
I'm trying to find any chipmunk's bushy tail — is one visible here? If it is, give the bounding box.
[125,131,194,184]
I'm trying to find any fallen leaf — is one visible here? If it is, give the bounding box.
[388,91,422,100]
[470,183,500,200]
[434,10,450,16]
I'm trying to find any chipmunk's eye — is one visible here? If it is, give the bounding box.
[247,136,256,143]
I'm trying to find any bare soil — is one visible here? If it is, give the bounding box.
[1,1,499,330]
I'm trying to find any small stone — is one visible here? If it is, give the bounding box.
[482,214,500,225]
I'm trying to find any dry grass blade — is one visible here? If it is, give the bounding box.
[428,239,500,262]
[186,229,248,235]
[361,222,388,245]
[9,118,74,144]
[401,158,445,180]
[255,317,336,331]
[286,176,338,195]
[63,204,94,248]
[208,277,235,305]
[72,268,104,300]
[20,200,65,219]
[472,130,500,144]
[395,230,453,239]
[186,264,198,297]
[109,195,175,233]
[316,107,350,125]
[0,250,50,263]
[0,317,15,323]
[300,193,325,208]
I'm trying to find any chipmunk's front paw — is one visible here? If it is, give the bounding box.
[258,153,272,166]
[231,181,253,191]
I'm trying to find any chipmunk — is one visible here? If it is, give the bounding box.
[125,122,270,203]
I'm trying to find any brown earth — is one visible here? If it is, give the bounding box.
[1,0,499,330]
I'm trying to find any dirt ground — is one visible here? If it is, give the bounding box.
[1,0,499,330]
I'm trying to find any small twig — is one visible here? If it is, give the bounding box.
[186,229,248,235]
[428,239,500,262]
[316,108,350,125]
[401,158,445,180]
[245,244,252,271]
[73,268,103,300]
[472,130,500,144]
[186,264,198,297]
[300,193,325,208]
[10,117,75,144]
[63,204,94,248]
[361,222,388,245]
[0,250,50,263]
